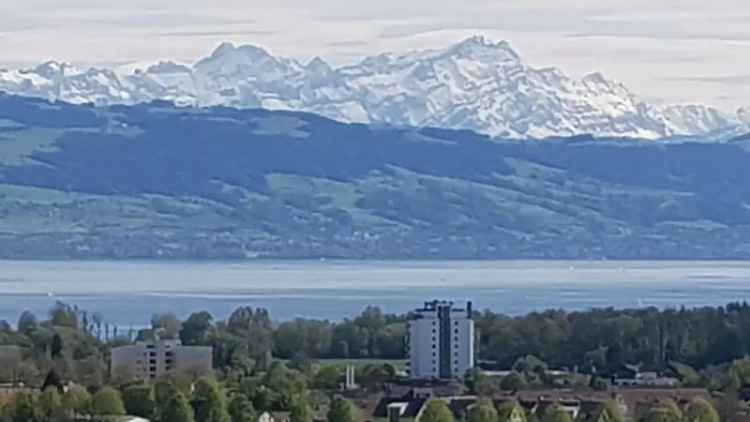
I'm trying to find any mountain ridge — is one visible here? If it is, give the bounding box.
[1,36,747,140]
[1,92,750,259]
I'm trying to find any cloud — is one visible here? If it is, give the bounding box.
[660,75,750,85]
[326,40,371,48]
[33,11,253,29]
[158,30,278,38]
[566,32,750,42]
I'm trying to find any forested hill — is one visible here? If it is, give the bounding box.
[1,93,750,259]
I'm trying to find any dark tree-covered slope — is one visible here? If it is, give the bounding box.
[1,93,749,259]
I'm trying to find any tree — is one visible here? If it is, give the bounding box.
[155,378,181,416]
[468,401,499,422]
[602,400,625,422]
[273,319,334,359]
[228,394,257,422]
[639,402,682,422]
[261,362,308,410]
[498,402,527,422]
[49,302,78,329]
[155,375,191,402]
[193,377,230,422]
[162,393,196,422]
[227,307,273,361]
[74,356,105,390]
[151,313,182,340]
[500,371,526,391]
[313,365,342,390]
[661,401,684,422]
[18,311,38,334]
[686,398,720,422]
[51,334,64,359]
[542,406,573,422]
[290,396,313,422]
[180,311,214,346]
[10,392,36,422]
[62,385,91,420]
[91,387,126,417]
[42,369,63,393]
[420,400,454,422]
[39,387,62,422]
[154,376,192,419]
[513,355,548,374]
[123,385,156,419]
[327,397,360,422]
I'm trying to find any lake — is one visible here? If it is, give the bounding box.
[1,260,750,328]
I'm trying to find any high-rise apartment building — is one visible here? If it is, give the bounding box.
[407,300,474,380]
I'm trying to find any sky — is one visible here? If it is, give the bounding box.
[0,0,749,112]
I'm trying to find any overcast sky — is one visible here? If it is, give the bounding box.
[1,0,748,112]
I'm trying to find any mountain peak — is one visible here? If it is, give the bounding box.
[211,42,237,57]
[209,42,271,59]
[307,56,331,71]
[196,42,277,74]
[582,72,609,84]
[28,61,76,78]
[447,36,521,61]
[146,61,192,74]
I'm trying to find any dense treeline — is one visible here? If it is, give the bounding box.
[474,302,750,372]
[209,301,750,376]
[5,94,750,260]
[274,302,750,374]
[6,301,750,388]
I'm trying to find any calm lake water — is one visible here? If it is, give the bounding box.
[1,260,750,328]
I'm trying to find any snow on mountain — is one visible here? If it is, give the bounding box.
[738,107,750,127]
[661,104,736,135]
[0,36,743,139]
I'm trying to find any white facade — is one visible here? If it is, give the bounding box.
[408,301,474,380]
[111,339,212,381]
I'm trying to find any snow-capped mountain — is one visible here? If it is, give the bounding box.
[0,36,746,139]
